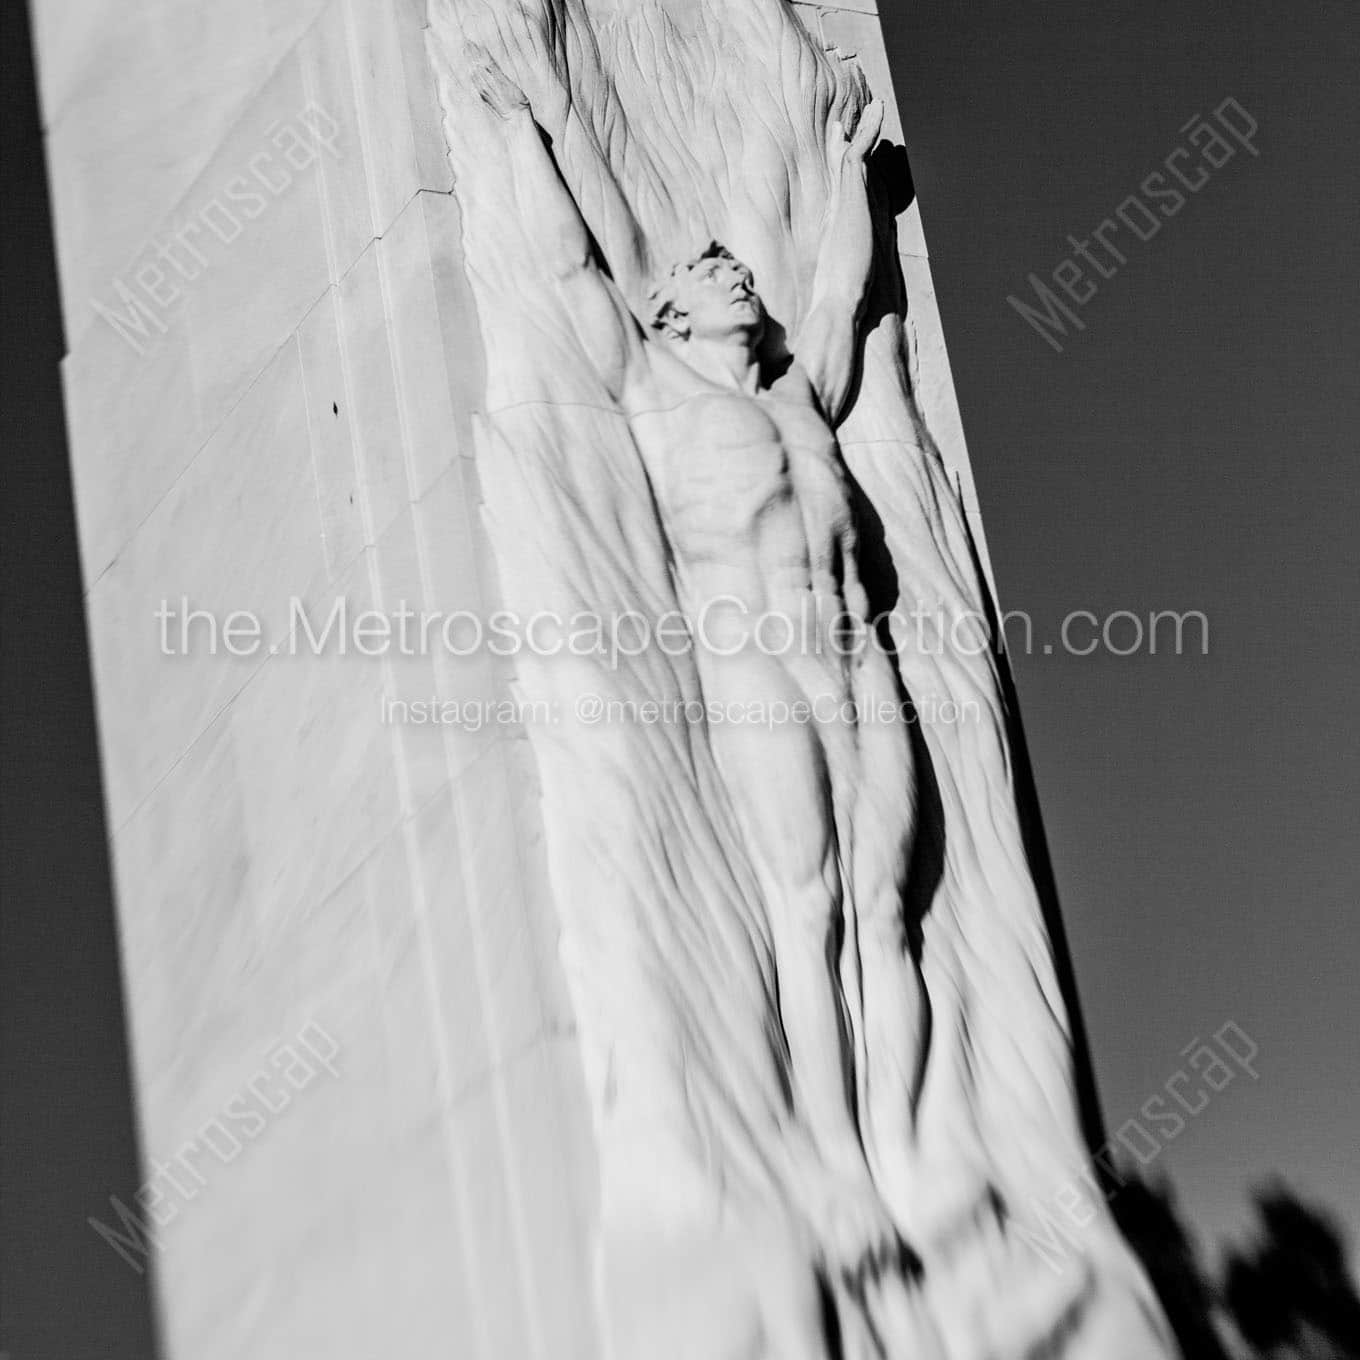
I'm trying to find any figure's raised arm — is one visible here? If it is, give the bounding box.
[468,52,648,401]
[794,98,885,426]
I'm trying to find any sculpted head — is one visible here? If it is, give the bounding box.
[647,242,765,348]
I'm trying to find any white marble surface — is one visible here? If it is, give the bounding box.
[87,339,326,827]
[39,0,331,341]
[39,0,599,1351]
[55,0,454,588]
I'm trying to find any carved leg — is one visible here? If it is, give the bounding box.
[851,785,930,1230]
[850,656,993,1252]
[782,644,870,1115]
[699,650,897,1273]
[847,655,931,1223]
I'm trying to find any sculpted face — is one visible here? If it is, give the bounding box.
[651,246,765,347]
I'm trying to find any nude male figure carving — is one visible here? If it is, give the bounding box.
[471,53,933,1273]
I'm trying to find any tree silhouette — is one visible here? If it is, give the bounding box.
[1111,1170,1233,1360]
[1223,1183,1360,1359]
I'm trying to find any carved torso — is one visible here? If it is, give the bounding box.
[628,353,859,629]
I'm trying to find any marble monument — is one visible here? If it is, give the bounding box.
[34,0,1175,1354]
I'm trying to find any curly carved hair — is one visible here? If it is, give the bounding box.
[645,241,756,339]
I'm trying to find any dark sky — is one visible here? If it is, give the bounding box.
[3,5,163,1359]
[2,1,1357,1357]
[883,0,1360,1261]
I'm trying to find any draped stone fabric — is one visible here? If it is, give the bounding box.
[427,2,1173,1354]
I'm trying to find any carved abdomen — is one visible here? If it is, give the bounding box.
[640,391,812,595]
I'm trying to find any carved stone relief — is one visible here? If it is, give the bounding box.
[427,2,1176,1354]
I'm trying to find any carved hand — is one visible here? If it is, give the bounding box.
[466,45,532,121]
[829,98,885,174]
[850,98,885,161]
